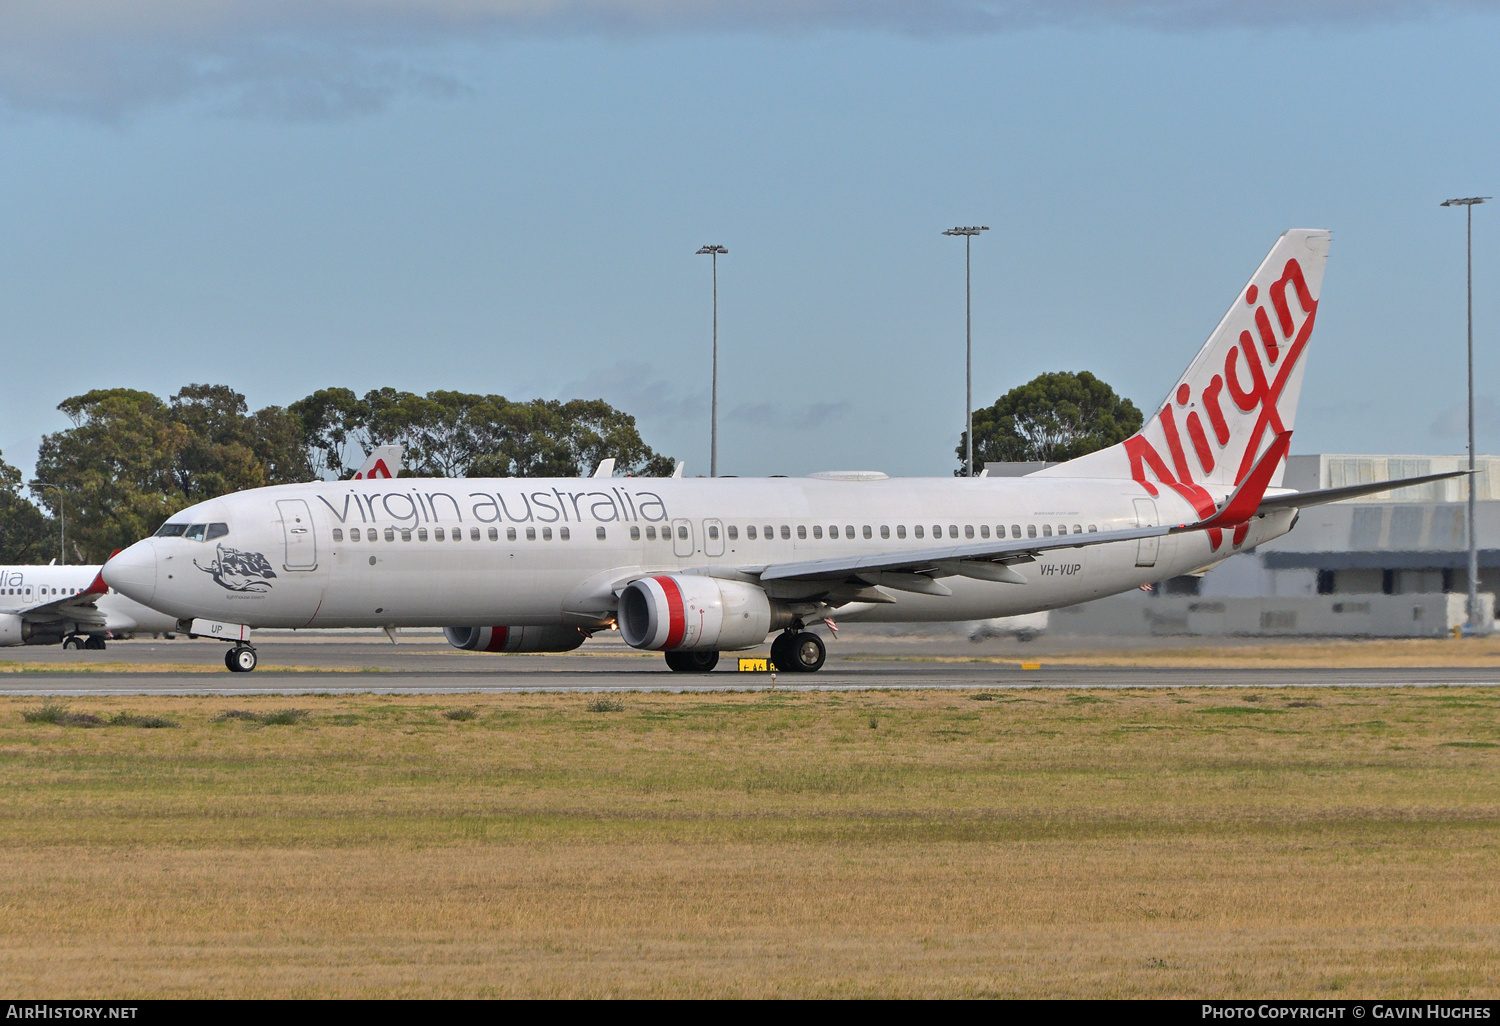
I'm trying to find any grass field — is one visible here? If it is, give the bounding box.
[1,687,1497,997]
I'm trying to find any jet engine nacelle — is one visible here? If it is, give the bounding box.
[443,625,587,653]
[0,614,22,647]
[618,574,789,652]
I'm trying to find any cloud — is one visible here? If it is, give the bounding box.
[729,400,851,430]
[1430,395,1500,438]
[3,1,1497,120]
[556,361,706,424]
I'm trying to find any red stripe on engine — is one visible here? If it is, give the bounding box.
[654,576,685,650]
[485,626,510,652]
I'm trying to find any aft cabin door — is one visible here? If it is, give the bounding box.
[276,499,319,571]
[671,518,694,558]
[1133,498,1159,568]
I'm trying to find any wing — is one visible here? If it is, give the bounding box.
[760,433,1291,588]
[15,569,110,630]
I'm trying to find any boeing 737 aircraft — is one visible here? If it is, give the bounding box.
[0,564,179,649]
[103,230,1459,673]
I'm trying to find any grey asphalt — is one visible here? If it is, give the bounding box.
[1,631,1497,695]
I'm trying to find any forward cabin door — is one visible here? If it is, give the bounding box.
[671,518,694,558]
[1132,498,1159,568]
[703,519,725,557]
[276,499,319,571]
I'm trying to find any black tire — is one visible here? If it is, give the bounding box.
[664,650,719,673]
[84,636,107,650]
[788,632,826,673]
[62,636,83,651]
[226,646,258,673]
[769,633,793,671]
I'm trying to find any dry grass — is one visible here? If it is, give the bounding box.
[862,636,1500,668]
[1,687,1497,997]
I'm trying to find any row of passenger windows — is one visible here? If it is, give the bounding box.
[332,521,1100,545]
[4,587,80,596]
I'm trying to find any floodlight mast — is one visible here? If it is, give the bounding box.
[1441,197,1490,633]
[943,226,989,477]
[696,244,728,477]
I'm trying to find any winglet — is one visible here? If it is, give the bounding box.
[1195,431,1292,530]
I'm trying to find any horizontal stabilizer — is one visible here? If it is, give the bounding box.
[1256,470,1467,514]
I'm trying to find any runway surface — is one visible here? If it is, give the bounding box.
[2,631,1498,695]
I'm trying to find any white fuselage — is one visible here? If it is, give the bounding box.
[0,564,180,642]
[103,475,1296,642]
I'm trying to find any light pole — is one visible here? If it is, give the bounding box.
[33,483,66,565]
[1442,196,1490,632]
[943,226,988,477]
[696,244,728,477]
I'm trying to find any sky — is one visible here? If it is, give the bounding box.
[2,0,1499,483]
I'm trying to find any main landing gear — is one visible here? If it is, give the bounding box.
[225,644,258,673]
[664,650,720,673]
[770,630,826,673]
[62,635,107,651]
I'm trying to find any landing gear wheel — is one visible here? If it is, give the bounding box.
[664,650,719,673]
[770,632,793,671]
[788,631,826,673]
[84,636,107,651]
[62,636,84,651]
[226,646,258,673]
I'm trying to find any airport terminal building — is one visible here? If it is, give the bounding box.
[1013,454,1500,638]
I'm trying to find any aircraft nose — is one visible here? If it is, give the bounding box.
[103,540,158,604]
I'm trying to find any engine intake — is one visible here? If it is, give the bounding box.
[618,575,788,652]
[443,626,587,653]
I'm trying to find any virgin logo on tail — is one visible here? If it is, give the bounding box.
[353,459,393,480]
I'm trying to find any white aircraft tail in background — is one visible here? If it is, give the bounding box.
[352,445,403,480]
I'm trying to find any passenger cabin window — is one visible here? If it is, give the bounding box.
[766,525,775,539]
[1088,524,1098,533]
[401,529,412,541]
[472,528,482,541]
[845,525,854,538]
[155,523,188,537]
[964,525,975,539]
[1026,525,1036,539]
[677,526,689,540]
[813,526,823,539]
[630,526,641,541]
[542,527,553,541]
[914,525,924,539]
[596,527,606,540]
[932,525,941,538]
[948,525,958,539]
[779,525,790,540]
[1042,525,1052,537]
[434,527,445,541]
[864,525,873,539]
[1073,524,1083,535]
[1056,524,1066,536]
[708,525,720,540]
[417,528,428,541]
[880,525,889,539]
[746,526,757,540]
[333,528,344,542]
[506,528,517,541]
[797,526,807,540]
[488,527,499,541]
[980,525,989,539]
[896,525,906,539]
[646,526,656,540]
[727,526,738,540]
[205,523,229,541]
[560,527,570,541]
[526,527,536,541]
[1013,524,1022,537]
[351,528,361,541]
[384,528,396,542]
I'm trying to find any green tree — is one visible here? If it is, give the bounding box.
[0,450,54,564]
[288,387,370,479]
[961,371,1142,471]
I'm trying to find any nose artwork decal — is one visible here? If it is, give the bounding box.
[195,544,278,592]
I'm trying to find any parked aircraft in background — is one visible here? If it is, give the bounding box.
[351,445,403,480]
[968,611,1049,643]
[104,230,1461,673]
[0,564,178,649]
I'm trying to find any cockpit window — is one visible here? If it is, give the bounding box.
[184,524,208,542]
[155,523,189,538]
[205,523,229,541]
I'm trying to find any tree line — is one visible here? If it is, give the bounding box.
[2,385,676,564]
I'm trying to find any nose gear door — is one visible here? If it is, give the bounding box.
[276,499,319,571]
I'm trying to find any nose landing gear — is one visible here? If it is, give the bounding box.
[769,630,826,673]
[225,645,258,673]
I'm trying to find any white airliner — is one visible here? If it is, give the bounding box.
[0,564,179,649]
[103,230,1458,673]
[0,445,406,652]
